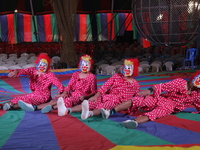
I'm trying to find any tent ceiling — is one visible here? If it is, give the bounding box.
[0,0,133,15]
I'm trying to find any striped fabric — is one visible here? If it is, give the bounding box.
[0,13,142,44]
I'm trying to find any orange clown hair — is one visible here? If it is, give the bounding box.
[78,54,94,71]
[190,70,200,81]
[35,53,51,71]
[122,58,139,77]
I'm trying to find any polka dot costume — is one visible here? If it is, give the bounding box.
[129,78,200,121]
[89,73,140,110]
[11,67,64,105]
[64,71,97,107]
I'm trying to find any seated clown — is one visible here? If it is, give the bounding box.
[2,53,64,111]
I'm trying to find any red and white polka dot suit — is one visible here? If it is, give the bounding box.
[129,78,200,121]
[89,73,140,110]
[11,67,64,105]
[64,71,97,107]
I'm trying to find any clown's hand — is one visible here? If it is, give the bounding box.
[88,92,100,102]
[79,96,85,101]
[8,70,18,78]
[55,92,67,99]
[139,90,151,97]
[54,94,62,99]
[88,96,98,102]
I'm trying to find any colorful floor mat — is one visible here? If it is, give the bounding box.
[0,69,200,150]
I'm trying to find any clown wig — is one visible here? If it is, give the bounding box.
[78,55,94,71]
[190,70,200,81]
[35,53,51,71]
[122,58,139,77]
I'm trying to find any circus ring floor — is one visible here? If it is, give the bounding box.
[0,69,200,150]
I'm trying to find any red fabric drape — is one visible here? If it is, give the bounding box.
[7,14,15,43]
[44,14,52,42]
[125,13,132,31]
[79,14,87,41]
[23,14,32,42]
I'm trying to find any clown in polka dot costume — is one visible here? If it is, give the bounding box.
[62,55,97,108]
[2,53,64,111]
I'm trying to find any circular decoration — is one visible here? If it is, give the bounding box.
[133,0,200,46]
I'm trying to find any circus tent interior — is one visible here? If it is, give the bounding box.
[0,0,200,150]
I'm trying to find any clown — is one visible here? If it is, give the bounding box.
[2,53,64,111]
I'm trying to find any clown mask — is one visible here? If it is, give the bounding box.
[80,60,91,73]
[36,59,48,73]
[192,74,200,88]
[123,59,134,76]
[123,64,134,76]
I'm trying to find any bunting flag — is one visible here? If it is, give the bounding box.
[96,13,110,41]
[95,13,137,41]
[50,14,59,42]
[0,14,14,43]
[142,38,151,48]
[31,15,38,42]
[114,13,126,37]
[75,14,93,41]
[6,14,15,43]
[16,13,32,43]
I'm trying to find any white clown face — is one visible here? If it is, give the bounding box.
[192,74,200,88]
[80,60,90,73]
[123,64,134,76]
[36,59,48,73]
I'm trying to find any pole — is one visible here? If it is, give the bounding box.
[30,0,39,45]
[110,0,114,42]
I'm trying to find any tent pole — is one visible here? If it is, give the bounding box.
[110,0,114,42]
[30,0,39,45]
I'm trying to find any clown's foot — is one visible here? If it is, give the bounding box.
[3,103,11,111]
[81,100,90,120]
[100,108,110,119]
[41,105,53,113]
[18,100,34,111]
[57,97,68,116]
[120,120,138,129]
